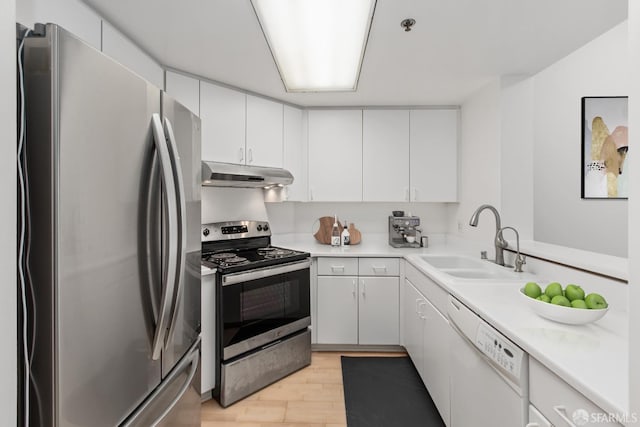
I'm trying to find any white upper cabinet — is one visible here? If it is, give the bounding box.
[165,71,200,116]
[283,105,307,201]
[246,95,283,168]
[362,110,410,201]
[200,82,246,163]
[409,109,458,202]
[101,22,164,89]
[308,110,363,201]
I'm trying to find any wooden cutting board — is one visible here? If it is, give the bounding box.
[313,216,361,245]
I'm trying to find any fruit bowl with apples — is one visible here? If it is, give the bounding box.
[520,281,609,325]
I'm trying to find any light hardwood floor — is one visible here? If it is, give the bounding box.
[201,351,406,427]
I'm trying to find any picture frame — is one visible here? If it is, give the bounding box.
[581,96,628,199]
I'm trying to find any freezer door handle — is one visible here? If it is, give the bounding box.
[162,117,187,349]
[150,113,179,361]
[121,339,200,427]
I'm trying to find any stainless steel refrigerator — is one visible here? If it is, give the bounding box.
[21,23,201,426]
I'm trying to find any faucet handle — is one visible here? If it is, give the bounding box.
[514,254,526,273]
[480,251,488,260]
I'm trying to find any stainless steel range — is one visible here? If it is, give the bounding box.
[202,220,311,407]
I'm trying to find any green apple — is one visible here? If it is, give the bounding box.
[571,299,588,309]
[538,294,551,303]
[585,293,608,309]
[524,282,542,298]
[565,284,586,302]
[545,282,563,299]
[551,295,571,307]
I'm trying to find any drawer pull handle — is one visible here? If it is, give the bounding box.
[372,265,387,272]
[553,405,578,427]
[418,301,427,319]
[331,265,345,272]
[352,279,357,297]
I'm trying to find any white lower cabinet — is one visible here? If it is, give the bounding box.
[529,357,623,427]
[358,277,399,345]
[316,276,359,344]
[403,277,451,426]
[315,257,399,345]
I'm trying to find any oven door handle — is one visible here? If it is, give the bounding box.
[222,259,311,286]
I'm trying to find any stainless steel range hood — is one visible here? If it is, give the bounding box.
[201,161,294,188]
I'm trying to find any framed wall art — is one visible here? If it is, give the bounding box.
[581,96,628,199]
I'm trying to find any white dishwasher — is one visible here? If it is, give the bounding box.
[448,296,529,426]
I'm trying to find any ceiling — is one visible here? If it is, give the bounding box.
[81,0,627,107]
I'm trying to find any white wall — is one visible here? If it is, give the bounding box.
[266,202,451,236]
[2,1,17,424]
[628,0,639,421]
[533,22,628,257]
[16,0,102,49]
[500,76,534,240]
[451,80,502,250]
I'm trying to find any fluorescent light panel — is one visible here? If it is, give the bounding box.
[251,0,376,92]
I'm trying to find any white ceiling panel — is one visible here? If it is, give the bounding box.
[81,0,627,106]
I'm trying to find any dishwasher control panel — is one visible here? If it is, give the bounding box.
[475,323,525,379]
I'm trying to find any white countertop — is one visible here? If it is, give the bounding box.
[271,232,629,416]
[406,254,628,417]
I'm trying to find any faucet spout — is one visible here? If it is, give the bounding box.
[468,204,508,266]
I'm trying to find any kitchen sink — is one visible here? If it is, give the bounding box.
[411,254,531,281]
[439,268,521,280]
[418,255,483,269]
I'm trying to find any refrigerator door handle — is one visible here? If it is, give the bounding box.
[162,117,187,348]
[121,339,200,427]
[150,113,179,361]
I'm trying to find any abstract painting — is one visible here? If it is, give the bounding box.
[581,96,628,199]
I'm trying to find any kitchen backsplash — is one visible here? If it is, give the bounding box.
[202,187,269,224]
[265,201,453,235]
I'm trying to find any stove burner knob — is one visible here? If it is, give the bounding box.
[263,224,269,231]
[203,228,210,237]
[257,224,263,231]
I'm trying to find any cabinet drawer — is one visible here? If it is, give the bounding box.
[317,257,359,276]
[358,258,400,276]
[529,358,623,427]
[405,261,448,315]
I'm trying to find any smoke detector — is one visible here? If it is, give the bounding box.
[401,18,416,32]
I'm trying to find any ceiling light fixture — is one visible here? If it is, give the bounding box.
[251,0,377,92]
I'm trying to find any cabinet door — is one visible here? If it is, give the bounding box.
[101,22,164,89]
[422,298,451,425]
[246,95,283,168]
[410,109,458,202]
[308,110,363,201]
[283,106,307,201]
[362,110,410,201]
[359,277,399,345]
[403,279,424,374]
[200,82,246,163]
[316,276,358,344]
[165,71,200,117]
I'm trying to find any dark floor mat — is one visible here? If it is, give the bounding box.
[341,356,445,427]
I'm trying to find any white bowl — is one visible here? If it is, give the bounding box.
[405,236,416,243]
[519,288,608,325]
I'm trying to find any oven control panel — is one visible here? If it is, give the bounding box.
[201,220,271,242]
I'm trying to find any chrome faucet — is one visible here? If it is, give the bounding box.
[468,204,508,266]
[497,226,527,272]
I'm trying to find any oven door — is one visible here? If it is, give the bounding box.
[220,259,311,360]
